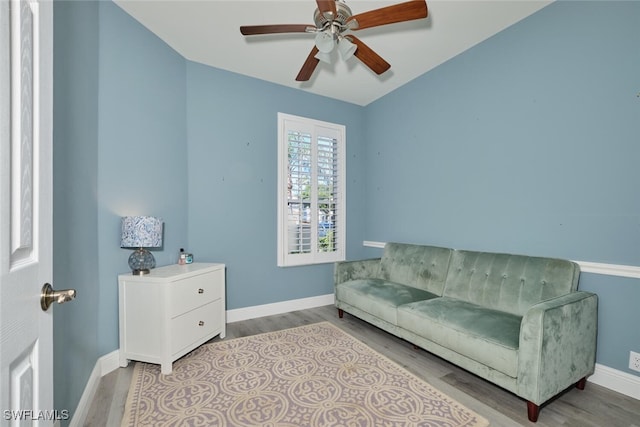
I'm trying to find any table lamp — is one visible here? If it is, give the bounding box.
[121,216,163,275]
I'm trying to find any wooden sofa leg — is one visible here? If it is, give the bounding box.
[527,401,540,423]
[526,377,585,422]
[338,309,344,318]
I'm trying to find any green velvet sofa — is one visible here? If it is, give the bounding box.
[334,242,598,422]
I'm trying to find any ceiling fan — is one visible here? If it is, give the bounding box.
[240,0,428,81]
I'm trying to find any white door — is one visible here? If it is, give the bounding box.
[0,0,56,424]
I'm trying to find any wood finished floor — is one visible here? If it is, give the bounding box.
[85,305,640,426]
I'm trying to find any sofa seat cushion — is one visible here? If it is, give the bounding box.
[397,297,522,377]
[336,279,439,325]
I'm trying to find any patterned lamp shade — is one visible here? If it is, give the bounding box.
[121,216,163,275]
[121,216,163,248]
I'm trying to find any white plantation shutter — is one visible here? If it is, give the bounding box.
[287,130,312,255]
[278,113,346,267]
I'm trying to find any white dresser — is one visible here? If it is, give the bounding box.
[118,262,226,374]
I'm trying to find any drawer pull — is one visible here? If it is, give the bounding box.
[198,321,205,326]
[198,288,204,294]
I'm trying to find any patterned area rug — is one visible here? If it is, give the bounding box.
[122,322,489,426]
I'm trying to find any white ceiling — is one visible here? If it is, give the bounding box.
[114,0,551,106]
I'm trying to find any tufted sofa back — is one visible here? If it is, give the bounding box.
[442,250,580,316]
[380,243,453,295]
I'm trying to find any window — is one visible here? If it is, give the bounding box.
[277,113,346,267]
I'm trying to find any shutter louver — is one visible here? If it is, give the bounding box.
[287,131,312,255]
[317,135,338,254]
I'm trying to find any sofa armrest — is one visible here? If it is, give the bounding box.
[517,291,598,405]
[334,258,381,286]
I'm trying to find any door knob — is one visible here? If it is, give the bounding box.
[40,283,76,311]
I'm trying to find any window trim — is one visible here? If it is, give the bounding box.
[277,113,346,267]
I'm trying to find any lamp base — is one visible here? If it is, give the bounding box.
[128,248,156,275]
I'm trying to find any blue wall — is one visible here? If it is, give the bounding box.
[53,0,190,421]
[53,0,639,421]
[53,0,100,417]
[363,1,640,375]
[96,0,188,355]
[186,63,366,310]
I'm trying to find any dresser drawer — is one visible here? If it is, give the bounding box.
[170,270,223,317]
[171,299,221,355]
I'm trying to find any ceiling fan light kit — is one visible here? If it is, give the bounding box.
[314,50,333,64]
[315,31,336,53]
[239,0,428,82]
[337,36,357,60]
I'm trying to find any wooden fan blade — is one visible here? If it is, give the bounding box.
[316,0,337,19]
[240,24,313,36]
[347,36,391,75]
[347,0,428,30]
[296,46,320,81]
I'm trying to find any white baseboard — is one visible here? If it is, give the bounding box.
[69,349,120,427]
[590,363,640,400]
[226,293,335,323]
[98,349,121,377]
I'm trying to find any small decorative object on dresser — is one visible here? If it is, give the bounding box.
[118,263,226,374]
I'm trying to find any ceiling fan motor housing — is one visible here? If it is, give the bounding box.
[314,1,353,31]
